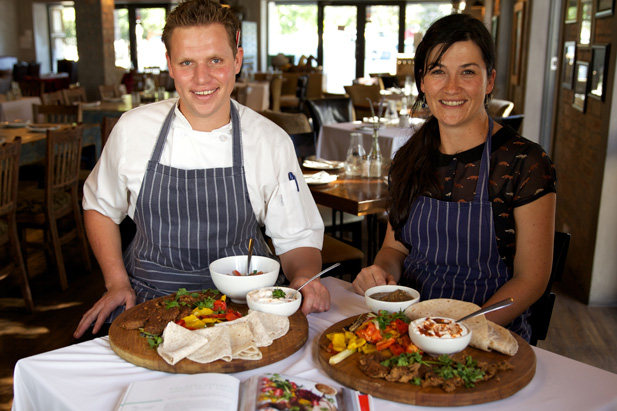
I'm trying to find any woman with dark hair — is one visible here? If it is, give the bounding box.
[352,13,556,341]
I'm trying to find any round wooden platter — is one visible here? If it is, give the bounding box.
[109,297,308,374]
[318,315,536,407]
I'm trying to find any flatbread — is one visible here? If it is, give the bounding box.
[227,322,263,360]
[157,321,210,365]
[188,326,233,363]
[216,310,290,347]
[405,299,518,356]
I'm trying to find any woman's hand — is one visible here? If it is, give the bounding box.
[352,265,397,295]
[73,284,136,339]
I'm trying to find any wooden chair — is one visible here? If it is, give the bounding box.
[18,80,44,97]
[344,84,382,119]
[261,110,313,136]
[61,87,87,105]
[98,85,121,100]
[16,126,92,290]
[280,74,308,113]
[32,104,82,124]
[528,231,571,346]
[0,138,34,311]
[41,90,65,105]
[269,74,283,112]
[79,116,119,192]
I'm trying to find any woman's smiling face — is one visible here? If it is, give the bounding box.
[420,40,495,130]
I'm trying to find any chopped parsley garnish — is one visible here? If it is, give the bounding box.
[272,288,287,299]
[139,329,163,348]
[375,310,410,330]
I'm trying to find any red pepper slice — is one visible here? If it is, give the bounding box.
[213,299,226,311]
[389,343,405,356]
[376,336,396,351]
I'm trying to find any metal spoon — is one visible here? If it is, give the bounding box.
[456,298,514,322]
[290,263,340,299]
[246,238,255,275]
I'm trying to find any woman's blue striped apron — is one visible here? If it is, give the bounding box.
[110,102,270,319]
[400,118,530,341]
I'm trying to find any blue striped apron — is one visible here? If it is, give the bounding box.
[117,102,270,312]
[400,118,530,341]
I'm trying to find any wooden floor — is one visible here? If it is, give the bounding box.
[1,246,617,410]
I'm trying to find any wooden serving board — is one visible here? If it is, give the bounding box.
[109,297,308,374]
[318,315,536,407]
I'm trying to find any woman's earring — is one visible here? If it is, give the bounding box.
[421,95,428,109]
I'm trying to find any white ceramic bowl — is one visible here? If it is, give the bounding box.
[209,256,280,303]
[364,285,420,314]
[246,286,302,317]
[408,317,472,356]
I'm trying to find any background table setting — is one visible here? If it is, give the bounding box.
[0,97,42,123]
[12,276,617,411]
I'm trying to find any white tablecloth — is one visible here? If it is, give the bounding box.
[0,97,41,122]
[12,277,617,411]
[317,119,424,162]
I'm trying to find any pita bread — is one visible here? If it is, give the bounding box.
[227,322,263,360]
[188,326,233,363]
[157,321,210,365]
[216,310,290,347]
[405,299,518,356]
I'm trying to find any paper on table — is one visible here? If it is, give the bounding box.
[303,171,337,185]
[302,159,344,170]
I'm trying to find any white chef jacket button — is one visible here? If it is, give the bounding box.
[219,135,227,142]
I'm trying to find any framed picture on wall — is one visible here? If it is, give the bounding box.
[596,0,615,17]
[562,41,577,89]
[573,61,589,112]
[589,44,610,100]
[566,0,578,23]
[580,0,593,45]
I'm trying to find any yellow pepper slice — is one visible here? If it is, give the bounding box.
[347,337,366,350]
[331,333,347,352]
[182,314,205,329]
[360,344,377,354]
[192,307,214,317]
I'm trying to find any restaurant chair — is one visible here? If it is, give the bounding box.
[261,110,313,136]
[16,125,92,290]
[488,98,514,118]
[0,138,34,312]
[12,62,28,82]
[98,85,121,100]
[528,231,571,346]
[269,74,283,112]
[280,74,308,113]
[61,87,87,105]
[305,97,355,136]
[41,90,64,105]
[57,59,79,85]
[18,80,44,97]
[78,116,119,196]
[344,84,382,119]
[496,114,524,133]
[32,104,82,124]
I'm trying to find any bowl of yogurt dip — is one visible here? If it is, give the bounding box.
[409,317,472,356]
[246,286,302,317]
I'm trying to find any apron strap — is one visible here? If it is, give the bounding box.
[474,117,494,203]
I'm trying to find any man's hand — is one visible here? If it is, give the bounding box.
[289,277,330,315]
[352,265,397,295]
[73,285,136,339]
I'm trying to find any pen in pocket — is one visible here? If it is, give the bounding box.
[288,172,299,192]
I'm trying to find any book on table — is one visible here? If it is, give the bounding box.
[115,372,373,411]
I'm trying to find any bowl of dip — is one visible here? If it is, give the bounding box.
[408,317,472,356]
[210,256,280,304]
[246,286,302,317]
[365,285,420,314]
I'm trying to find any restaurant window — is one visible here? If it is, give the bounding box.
[48,5,78,72]
[267,3,318,68]
[404,2,452,54]
[114,5,169,72]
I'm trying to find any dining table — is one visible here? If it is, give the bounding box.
[305,166,388,264]
[0,97,42,123]
[0,123,101,165]
[316,118,424,162]
[11,276,617,411]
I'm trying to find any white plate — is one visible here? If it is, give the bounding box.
[26,125,61,133]
[80,101,101,107]
[302,159,344,170]
[304,172,337,185]
[2,120,29,128]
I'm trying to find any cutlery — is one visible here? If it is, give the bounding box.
[290,263,340,299]
[246,238,254,275]
[456,298,514,322]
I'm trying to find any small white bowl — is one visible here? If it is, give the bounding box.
[246,286,302,317]
[209,256,280,303]
[364,285,420,314]
[408,317,472,356]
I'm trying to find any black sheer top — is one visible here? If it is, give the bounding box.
[422,125,557,270]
